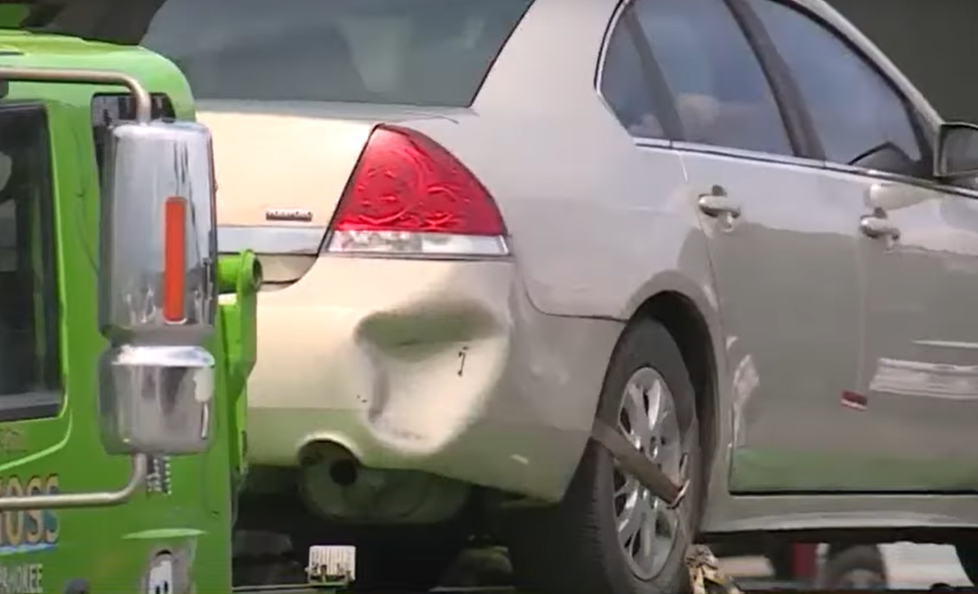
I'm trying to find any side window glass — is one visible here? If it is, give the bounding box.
[633,0,792,155]
[599,14,666,139]
[0,106,60,414]
[747,0,924,174]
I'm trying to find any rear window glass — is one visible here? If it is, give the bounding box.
[142,0,533,106]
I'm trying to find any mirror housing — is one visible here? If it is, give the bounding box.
[934,122,978,180]
[97,120,218,456]
[0,66,218,510]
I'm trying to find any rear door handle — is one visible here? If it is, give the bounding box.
[697,185,741,219]
[860,215,901,240]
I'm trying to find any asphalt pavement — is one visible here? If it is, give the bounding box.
[881,543,969,589]
[718,542,972,589]
[236,542,974,593]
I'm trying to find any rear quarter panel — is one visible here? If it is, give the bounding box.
[404,0,721,327]
[403,0,729,505]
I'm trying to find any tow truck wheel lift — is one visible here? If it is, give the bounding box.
[232,418,920,593]
[233,420,889,594]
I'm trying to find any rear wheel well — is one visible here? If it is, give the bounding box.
[633,292,717,494]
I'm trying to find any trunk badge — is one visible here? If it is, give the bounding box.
[266,208,313,222]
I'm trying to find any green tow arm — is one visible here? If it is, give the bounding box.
[218,250,262,503]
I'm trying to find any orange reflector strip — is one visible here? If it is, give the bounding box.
[162,196,187,323]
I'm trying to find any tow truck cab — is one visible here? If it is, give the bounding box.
[0,4,259,593]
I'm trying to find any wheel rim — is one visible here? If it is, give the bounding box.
[835,568,886,590]
[613,367,685,580]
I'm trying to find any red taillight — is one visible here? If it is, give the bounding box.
[326,125,508,257]
[162,196,187,323]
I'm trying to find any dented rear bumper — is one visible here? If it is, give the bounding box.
[246,256,622,501]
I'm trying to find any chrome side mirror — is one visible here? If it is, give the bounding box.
[98,120,218,456]
[934,122,978,180]
[0,66,218,511]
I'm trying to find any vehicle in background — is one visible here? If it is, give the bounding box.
[713,541,888,589]
[816,545,888,590]
[136,0,978,592]
[0,1,260,591]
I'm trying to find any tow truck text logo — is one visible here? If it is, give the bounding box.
[0,475,59,552]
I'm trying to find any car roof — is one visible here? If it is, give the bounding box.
[475,0,941,128]
[22,0,942,129]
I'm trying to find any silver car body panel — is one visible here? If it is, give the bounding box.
[191,0,978,533]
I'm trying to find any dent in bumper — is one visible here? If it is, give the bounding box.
[247,256,622,501]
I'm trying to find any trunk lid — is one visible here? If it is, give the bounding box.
[199,106,371,230]
[200,100,469,229]
[199,102,470,284]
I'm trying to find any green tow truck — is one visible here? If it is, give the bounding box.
[0,2,271,592]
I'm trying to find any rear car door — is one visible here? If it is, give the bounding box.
[748,0,978,491]
[630,0,864,492]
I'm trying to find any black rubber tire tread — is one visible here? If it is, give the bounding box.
[816,544,888,589]
[765,545,795,581]
[954,543,978,586]
[504,318,704,594]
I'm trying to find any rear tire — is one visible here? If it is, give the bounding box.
[504,319,704,594]
[816,544,887,590]
[766,545,795,581]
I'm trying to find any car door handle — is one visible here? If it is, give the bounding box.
[859,215,901,240]
[697,186,741,219]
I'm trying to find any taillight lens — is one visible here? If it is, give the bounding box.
[325,125,509,257]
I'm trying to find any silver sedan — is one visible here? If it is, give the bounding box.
[142,0,978,591]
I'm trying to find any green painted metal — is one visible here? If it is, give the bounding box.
[0,32,255,593]
[219,250,260,510]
